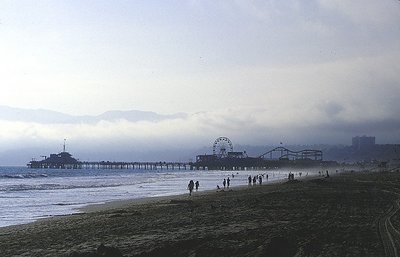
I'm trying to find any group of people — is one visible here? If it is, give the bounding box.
[217,176,232,190]
[248,174,265,185]
[318,170,330,178]
[187,180,200,196]
[187,172,275,195]
[188,170,337,195]
[188,175,236,195]
[222,177,230,188]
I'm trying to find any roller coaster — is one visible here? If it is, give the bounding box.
[259,147,323,161]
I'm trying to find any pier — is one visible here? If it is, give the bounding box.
[28,159,192,170]
[28,137,334,170]
[27,140,193,170]
[79,161,192,170]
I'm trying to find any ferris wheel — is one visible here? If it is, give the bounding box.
[213,137,233,158]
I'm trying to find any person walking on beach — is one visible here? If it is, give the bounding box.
[188,180,194,196]
[259,176,262,185]
[227,177,230,188]
[252,176,256,185]
[248,175,252,185]
[195,181,199,191]
[223,179,226,188]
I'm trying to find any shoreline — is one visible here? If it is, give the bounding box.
[79,173,316,214]
[79,169,328,214]
[0,167,292,228]
[0,166,349,229]
[0,169,327,229]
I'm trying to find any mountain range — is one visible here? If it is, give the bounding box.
[0,106,187,123]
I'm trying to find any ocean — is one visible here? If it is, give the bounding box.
[0,166,297,228]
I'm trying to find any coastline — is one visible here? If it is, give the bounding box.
[1,170,396,256]
[0,167,294,228]
[80,168,329,214]
[79,177,289,214]
[79,188,220,213]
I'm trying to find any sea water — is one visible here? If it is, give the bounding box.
[0,166,295,227]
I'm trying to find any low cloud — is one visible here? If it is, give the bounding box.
[0,104,399,154]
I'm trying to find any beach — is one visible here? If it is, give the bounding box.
[0,171,399,257]
[0,167,292,227]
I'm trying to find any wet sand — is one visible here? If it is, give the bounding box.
[1,171,399,257]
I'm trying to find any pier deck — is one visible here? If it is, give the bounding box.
[28,160,193,170]
[80,161,192,170]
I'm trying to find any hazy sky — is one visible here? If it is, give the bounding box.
[0,0,400,161]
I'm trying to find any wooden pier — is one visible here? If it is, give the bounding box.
[28,159,193,170]
[79,161,192,170]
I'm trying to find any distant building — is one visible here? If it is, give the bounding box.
[28,151,80,169]
[352,136,375,150]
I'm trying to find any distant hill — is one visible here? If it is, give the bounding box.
[0,106,187,124]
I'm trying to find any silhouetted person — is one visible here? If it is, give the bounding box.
[188,180,194,196]
[266,174,269,180]
[259,176,262,185]
[227,177,230,188]
[223,179,226,188]
[195,181,199,191]
[248,175,252,185]
[253,176,256,185]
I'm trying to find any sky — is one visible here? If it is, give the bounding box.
[0,0,400,163]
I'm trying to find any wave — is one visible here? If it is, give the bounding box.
[1,173,48,179]
[53,202,82,206]
[0,182,127,192]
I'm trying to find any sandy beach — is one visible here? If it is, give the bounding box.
[0,171,399,257]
